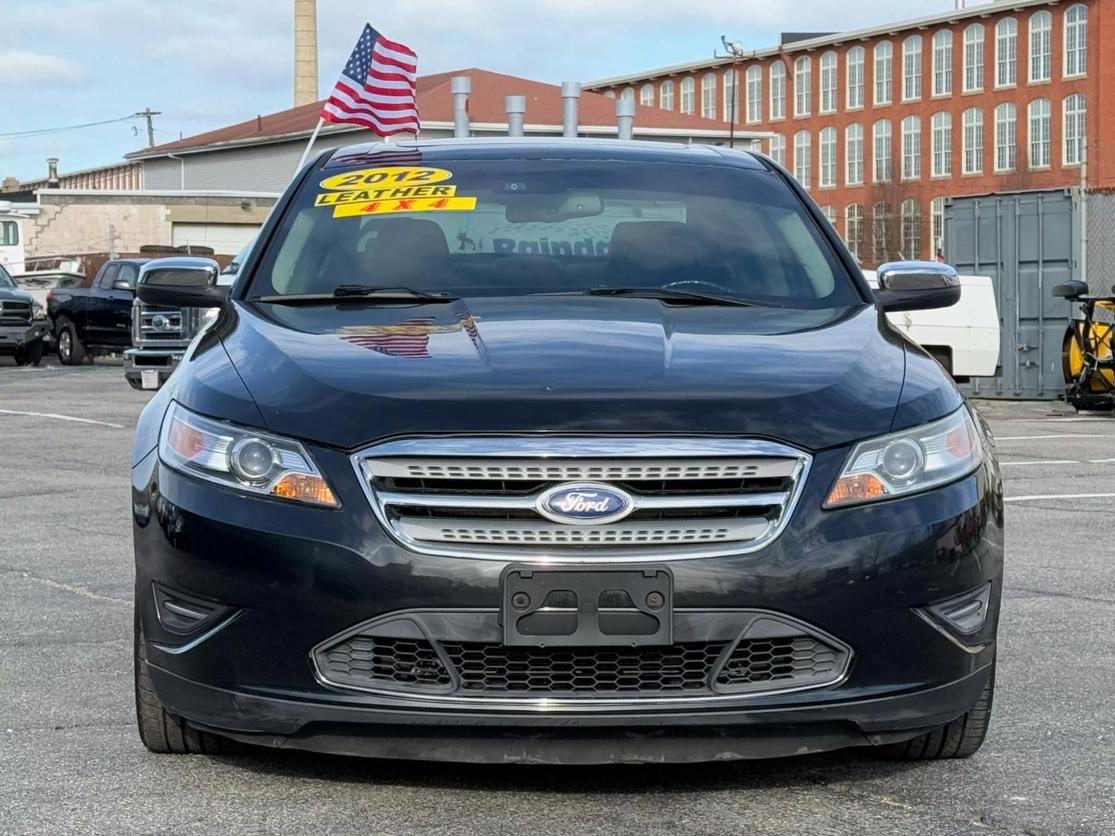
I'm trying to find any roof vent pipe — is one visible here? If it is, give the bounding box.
[561,81,581,138]
[451,76,471,138]
[616,98,635,141]
[505,95,526,137]
[46,157,60,188]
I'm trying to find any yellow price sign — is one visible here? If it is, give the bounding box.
[314,184,458,207]
[332,196,478,218]
[319,166,453,191]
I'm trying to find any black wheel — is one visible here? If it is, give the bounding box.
[13,339,44,367]
[876,663,995,761]
[134,602,225,755]
[56,319,86,366]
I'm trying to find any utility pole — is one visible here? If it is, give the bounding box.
[718,37,747,149]
[136,108,161,147]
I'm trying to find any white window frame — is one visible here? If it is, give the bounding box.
[994,102,1017,173]
[1064,4,1087,78]
[1029,11,1052,83]
[680,76,695,114]
[820,51,838,114]
[846,47,865,110]
[820,205,837,229]
[963,24,985,93]
[745,66,762,123]
[903,36,923,101]
[962,107,984,175]
[873,202,893,265]
[873,119,893,183]
[930,197,946,259]
[874,42,893,106]
[995,18,1017,88]
[845,123,864,186]
[1028,98,1051,169]
[931,111,952,178]
[770,61,787,120]
[901,116,921,181]
[901,199,922,261]
[845,204,864,260]
[932,30,952,97]
[794,56,812,117]
[621,87,635,103]
[1064,94,1087,166]
[723,69,739,123]
[660,79,675,111]
[639,84,654,107]
[819,126,837,188]
[793,130,812,190]
[769,133,786,166]
[701,72,717,119]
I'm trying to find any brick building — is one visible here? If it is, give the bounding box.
[586,0,1109,266]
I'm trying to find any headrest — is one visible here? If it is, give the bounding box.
[368,218,450,283]
[608,221,708,283]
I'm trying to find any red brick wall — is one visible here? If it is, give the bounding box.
[598,0,1102,266]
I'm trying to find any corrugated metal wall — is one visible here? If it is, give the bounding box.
[945,190,1080,400]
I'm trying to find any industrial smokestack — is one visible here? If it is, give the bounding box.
[505,96,526,138]
[561,82,581,138]
[46,158,60,188]
[293,0,319,107]
[451,76,471,138]
[616,98,635,141]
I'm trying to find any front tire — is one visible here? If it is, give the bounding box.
[56,320,86,366]
[876,663,995,761]
[134,603,225,755]
[13,339,44,367]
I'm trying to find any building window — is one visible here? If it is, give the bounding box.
[873,202,893,264]
[794,130,812,190]
[820,205,837,229]
[963,24,984,93]
[680,77,695,114]
[770,61,787,120]
[846,123,864,186]
[994,103,1017,172]
[901,116,921,180]
[745,66,762,123]
[640,84,655,107]
[660,80,675,111]
[931,112,952,178]
[1028,98,1051,169]
[769,133,786,166]
[1064,4,1087,78]
[873,119,893,183]
[845,204,865,260]
[1064,94,1087,166]
[931,197,946,259]
[621,87,636,104]
[794,56,812,117]
[819,127,837,188]
[701,73,717,119]
[996,18,1017,87]
[932,30,952,97]
[847,47,865,109]
[820,51,838,114]
[874,42,893,106]
[903,35,922,101]
[723,69,739,123]
[901,199,922,260]
[963,107,984,175]
[1030,11,1052,83]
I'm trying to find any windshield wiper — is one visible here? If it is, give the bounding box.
[544,287,777,308]
[251,285,459,304]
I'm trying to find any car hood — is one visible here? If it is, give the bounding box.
[0,288,34,304]
[217,297,910,452]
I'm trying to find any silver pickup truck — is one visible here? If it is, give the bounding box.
[124,240,252,390]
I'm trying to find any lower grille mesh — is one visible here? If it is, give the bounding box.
[322,635,452,688]
[716,637,840,686]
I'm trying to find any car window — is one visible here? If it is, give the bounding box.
[252,158,859,310]
[115,263,139,288]
[0,264,14,288]
[99,263,120,288]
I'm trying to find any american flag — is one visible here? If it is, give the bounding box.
[321,24,419,136]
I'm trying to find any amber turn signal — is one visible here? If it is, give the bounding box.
[270,473,339,507]
[825,473,888,507]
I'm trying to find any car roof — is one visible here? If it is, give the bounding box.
[324,138,768,171]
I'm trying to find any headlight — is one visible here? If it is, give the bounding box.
[32,300,46,319]
[200,308,219,330]
[158,402,339,507]
[825,408,982,508]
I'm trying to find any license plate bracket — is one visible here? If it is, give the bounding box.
[501,566,673,647]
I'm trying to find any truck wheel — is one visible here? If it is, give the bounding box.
[14,339,45,367]
[56,320,86,366]
[875,663,995,761]
[134,604,225,755]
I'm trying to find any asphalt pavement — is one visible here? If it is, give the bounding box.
[1,360,1112,835]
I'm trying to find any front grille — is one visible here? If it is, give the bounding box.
[133,302,197,346]
[716,637,841,687]
[355,438,810,560]
[322,635,452,688]
[0,300,32,327]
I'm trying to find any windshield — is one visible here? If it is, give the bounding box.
[250,158,859,309]
[0,265,15,289]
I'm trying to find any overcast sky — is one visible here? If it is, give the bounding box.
[2,0,971,181]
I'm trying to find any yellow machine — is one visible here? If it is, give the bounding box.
[1062,298,1115,409]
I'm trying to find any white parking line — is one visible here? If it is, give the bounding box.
[1006,493,1115,503]
[1000,460,1080,467]
[995,434,1110,441]
[0,408,125,429]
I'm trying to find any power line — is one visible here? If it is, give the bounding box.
[0,113,144,140]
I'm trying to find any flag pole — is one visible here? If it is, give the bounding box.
[295,118,325,174]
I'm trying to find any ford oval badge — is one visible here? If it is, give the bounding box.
[536,483,635,526]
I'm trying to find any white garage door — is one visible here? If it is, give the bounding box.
[172,223,259,256]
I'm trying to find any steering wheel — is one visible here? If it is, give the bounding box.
[663,279,735,295]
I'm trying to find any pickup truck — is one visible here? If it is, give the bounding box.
[47,258,148,365]
[0,262,49,365]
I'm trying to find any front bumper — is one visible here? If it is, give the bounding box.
[124,348,185,388]
[0,321,48,353]
[133,443,1004,763]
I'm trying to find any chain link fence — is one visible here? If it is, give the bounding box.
[1086,191,1115,295]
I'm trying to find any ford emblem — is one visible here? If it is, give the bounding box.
[536,483,635,526]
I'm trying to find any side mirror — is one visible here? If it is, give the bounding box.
[1052,280,1089,300]
[111,279,134,292]
[137,257,226,308]
[875,261,961,312]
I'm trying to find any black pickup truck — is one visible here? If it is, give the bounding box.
[47,258,147,364]
[0,263,49,365]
